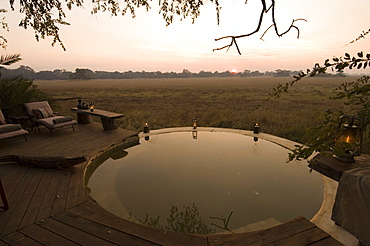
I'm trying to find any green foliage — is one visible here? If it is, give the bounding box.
[129,213,163,229]
[288,76,370,163]
[269,52,370,100]
[166,204,215,234]
[0,76,49,108]
[6,0,220,49]
[0,54,21,68]
[346,29,370,46]
[128,203,216,234]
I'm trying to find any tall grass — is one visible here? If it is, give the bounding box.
[35,76,353,144]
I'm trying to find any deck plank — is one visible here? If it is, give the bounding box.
[37,217,117,246]
[65,164,84,210]
[20,224,79,246]
[1,164,27,200]
[53,211,160,246]
[1,231,43,246]
[18,168,51,228]
[5,167,43,230]
[309,237,345,246]
[207,217,338,246]
[264,226,331,245]
[51,168,72,215]
[0,240,8,246]
[68,200,208,246]
[0,167,37,236]
[35,169,63,221]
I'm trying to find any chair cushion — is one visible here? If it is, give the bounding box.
[0,124,22,134]
[36,116,76,130]
[24,101,53,118]
[33,108,54,119]
[52,116,73,124]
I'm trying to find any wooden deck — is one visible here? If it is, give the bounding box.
[0,123,344,245]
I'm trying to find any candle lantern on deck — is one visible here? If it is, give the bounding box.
[332,115,364,163]
[143,123,150,133]
[253,123,260,134]
[89,101,94,112]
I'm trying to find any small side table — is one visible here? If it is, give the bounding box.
[10,115,35,131]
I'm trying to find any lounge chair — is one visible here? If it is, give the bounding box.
[0,109,28,141]
[23,101,77,135]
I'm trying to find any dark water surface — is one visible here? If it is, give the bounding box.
[87,131,324,233]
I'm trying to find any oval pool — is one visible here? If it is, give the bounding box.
[86,128,324,234]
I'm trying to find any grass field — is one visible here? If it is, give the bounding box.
[34,76,358,144]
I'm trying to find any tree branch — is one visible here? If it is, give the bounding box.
[213,0,306,55]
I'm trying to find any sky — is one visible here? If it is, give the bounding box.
[1,0,370,73]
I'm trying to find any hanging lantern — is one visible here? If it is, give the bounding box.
[193,118,197,129]
[332,115,364,162]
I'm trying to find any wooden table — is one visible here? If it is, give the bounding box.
[71,107,124,130]
[310,152,370,181]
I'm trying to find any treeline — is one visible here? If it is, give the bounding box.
[0,66,346,80]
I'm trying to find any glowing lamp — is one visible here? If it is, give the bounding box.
[333,115,363,163]
[143,123,150,133]
[89,101,94,112]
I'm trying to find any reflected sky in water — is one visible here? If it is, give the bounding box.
[87,131,324,233]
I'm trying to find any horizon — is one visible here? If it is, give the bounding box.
[1,0,370,74]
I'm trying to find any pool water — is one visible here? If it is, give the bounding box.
[87,130,324,233]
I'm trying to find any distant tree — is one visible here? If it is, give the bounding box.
[181,69,192,78]
[13,65,35,79]
[36,70,55,80]
[273,69,290,77]
[69,68,94,80]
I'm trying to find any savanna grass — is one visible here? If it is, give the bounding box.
[35,76,355,144]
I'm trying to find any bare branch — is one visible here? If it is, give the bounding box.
[214,0,306,55]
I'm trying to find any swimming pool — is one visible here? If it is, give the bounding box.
[86,128,324,234]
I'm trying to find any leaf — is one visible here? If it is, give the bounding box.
[358,51,363,58]
[367,53,370,59]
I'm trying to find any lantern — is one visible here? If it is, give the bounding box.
[253,123,260,134]
[193,118,197,129]
[333,115,364,162]
[89,101,94,112]
[143,123,150,133]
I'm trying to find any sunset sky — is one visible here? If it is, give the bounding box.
[1,0,370,73]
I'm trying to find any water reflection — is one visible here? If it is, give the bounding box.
[87,131,324,234]
[192,130,198,139]
[129,203,218,234]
